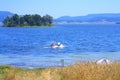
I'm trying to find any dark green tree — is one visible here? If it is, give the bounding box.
[42,15,53,26]
[3,16,10,27]
[20,17,24,26]
[3,14,53,27]
[33,14,42,26]
[12,14,20,26]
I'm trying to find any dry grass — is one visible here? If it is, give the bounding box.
[59,62,120,80]
[0,62,120,80]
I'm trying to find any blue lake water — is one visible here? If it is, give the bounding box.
[0,24,120,68]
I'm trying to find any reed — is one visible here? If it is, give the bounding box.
[0,62,120,80]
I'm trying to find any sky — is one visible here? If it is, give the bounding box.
[0,0,120,18]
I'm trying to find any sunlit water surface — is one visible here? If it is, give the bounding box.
[0,24,120,68]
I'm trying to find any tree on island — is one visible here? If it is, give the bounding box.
[3,14,53,27]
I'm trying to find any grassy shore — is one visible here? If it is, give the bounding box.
[0,62,120,80]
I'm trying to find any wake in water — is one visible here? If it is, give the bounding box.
[51,42,65,48]
[43,42,65,49]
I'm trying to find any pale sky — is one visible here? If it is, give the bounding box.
[0,0,120,18]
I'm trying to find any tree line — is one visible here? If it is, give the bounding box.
[3,14,53,27]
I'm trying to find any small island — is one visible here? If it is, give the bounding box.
[3,14,53,27]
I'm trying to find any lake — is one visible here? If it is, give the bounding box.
[0,24,120,68]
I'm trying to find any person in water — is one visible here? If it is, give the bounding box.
[51,42,55,47]
[57,42,61,46]
[51,42,63,48]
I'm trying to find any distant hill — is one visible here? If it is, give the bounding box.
[0,11,13,22]
[1,12,120,24]
[54,13,120,24]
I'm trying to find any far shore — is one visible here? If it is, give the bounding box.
[55,21,117,24]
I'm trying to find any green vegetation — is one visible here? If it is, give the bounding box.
[0,62,120,80]
[3,14,53,27]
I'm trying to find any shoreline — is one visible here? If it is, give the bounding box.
[0,62,120,80]
[0,59,119,69]
[55,21,118,24]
